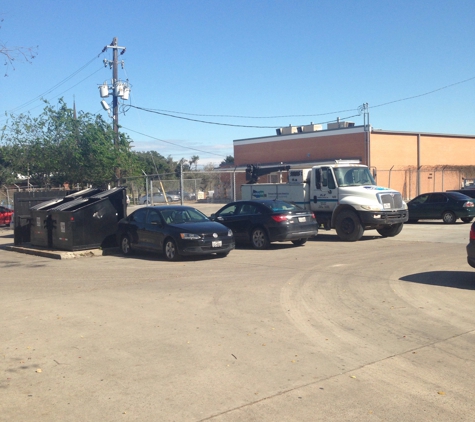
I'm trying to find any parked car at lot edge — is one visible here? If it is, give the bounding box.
[138,192,179,205]
[210,199,318,249]
[0,206,14,226]
[447,189,475,199]
[166,190,196,200]
[407,192,475,224]
[117,205,235,260]
[467,222,475,268]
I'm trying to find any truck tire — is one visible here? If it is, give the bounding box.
[335,210,364,241]
[377,223,403,238]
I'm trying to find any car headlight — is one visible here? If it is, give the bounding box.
[180,233,202,240]
[360,205,383,211]
[227,229,233,237]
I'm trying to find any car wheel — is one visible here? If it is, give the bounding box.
[442,211,456,224]
[461,217,473,223]
[377,222,404,237]
[251,227,270,249]
[335,210,364,241]
[163,238,180,261]
[120,235,133,255]
[291,239,307,246]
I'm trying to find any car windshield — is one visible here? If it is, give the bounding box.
[334,167,375,187]
[160,208,209,224]
[262,200,303,212]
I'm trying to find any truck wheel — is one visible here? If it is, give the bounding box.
[251,227,270,249]
[377,223,403,238]
[291,239,307,246]
[335,210,364,241]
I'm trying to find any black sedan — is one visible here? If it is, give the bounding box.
[407,192,475,224]
[117,206,235,260]
[210,199,318,249]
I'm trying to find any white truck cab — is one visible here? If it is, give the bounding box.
[242,162,408,241]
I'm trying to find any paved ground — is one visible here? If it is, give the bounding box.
[1,211,475,421]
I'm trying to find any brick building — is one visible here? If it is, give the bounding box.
[233,123,475,200]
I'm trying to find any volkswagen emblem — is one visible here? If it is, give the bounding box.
[213,233,218,238]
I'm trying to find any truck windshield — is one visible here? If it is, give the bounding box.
[334,167,376,187]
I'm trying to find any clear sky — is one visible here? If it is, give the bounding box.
[1,0,474,168]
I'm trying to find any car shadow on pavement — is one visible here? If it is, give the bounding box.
[400,271,475,290]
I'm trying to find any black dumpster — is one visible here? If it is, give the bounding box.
[49,187,126,251]
[30,198,65,247]
[14,190,69,245]
[28,188,104,248]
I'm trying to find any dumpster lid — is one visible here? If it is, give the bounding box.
[30,198,64,210]
[65,188,103,200]
[50,198,90,211]
[90,187,125,199]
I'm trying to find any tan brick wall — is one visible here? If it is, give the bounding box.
[234,132,366,166]
[233,128,475,200]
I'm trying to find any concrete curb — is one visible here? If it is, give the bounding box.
[4,245,120,259]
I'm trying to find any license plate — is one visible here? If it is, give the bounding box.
[298,216,306,222]
[212,240,222,247]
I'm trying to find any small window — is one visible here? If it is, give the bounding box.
[131,208,147,223]
[428,194,447,203]
[239,204,258,215]
[218,204,238,216]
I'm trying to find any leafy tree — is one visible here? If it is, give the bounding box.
[189,155,199,170]
[1,99,135,188]
[220,155,234,167]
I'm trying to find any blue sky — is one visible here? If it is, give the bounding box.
[1,0,474,168]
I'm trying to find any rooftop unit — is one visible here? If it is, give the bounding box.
[327,120,355,130]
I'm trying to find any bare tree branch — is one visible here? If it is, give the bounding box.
[0,18,38,76]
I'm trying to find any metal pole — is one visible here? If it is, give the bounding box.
[180,159,184,205]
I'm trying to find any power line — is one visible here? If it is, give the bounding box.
[135,107,356,119]
[372,75,475,109]
[128,105,359,129]
[3,55,101,114]
[128,106,277,128]
[120,125,226,158]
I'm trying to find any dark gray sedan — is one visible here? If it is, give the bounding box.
[210,199,318,249]
[117,206,235,260]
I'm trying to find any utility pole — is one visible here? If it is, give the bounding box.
[99,37,130,184]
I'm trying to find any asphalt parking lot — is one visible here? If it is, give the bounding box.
[1,206,475,421]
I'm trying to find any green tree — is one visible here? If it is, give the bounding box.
[220,155,234,167]
[1,99,135,188]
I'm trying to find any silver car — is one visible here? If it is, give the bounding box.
[138,193,178,205]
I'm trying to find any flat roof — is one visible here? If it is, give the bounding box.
[233,125,475,145]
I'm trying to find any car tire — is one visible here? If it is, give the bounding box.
[291,239,307,246]
[335,210,364,241]
[164,238,180,261]
[461,217,473,223]
[251,227,270,249]
[377,223,404,238]
[120,235,133,255]
[442,211,456,224]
